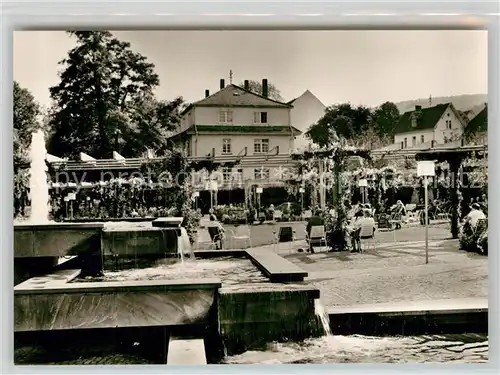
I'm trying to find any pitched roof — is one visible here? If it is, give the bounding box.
[466,105,487,135]
[182,84,292,115]
[394,103,450,134]
[288,90,326,107]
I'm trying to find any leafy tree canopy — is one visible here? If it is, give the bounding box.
[306,103,373,147]
[306,101,400,149]
[47,31,183,159]
[238,79,284,102]
[373,101,401,138]
[13,81,41,164]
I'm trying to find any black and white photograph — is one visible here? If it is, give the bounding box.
[13,30,488,365]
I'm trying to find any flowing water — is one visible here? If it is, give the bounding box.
[79,256,267,285]
[27,130,50,223]
[221,298,487,364]
[221,334,488,364]
[314,299,332,336]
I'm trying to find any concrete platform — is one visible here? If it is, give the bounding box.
[101,226,179,256]
[245,248,308,282]
[152,217,183,228]
[327,298,488,336]
[14,223,104,258]
[167,338,207,365]
[15,278,222,295]
[15,269,82,290]
[193,249,247,258]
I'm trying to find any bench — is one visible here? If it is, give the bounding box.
[245,248,308,282]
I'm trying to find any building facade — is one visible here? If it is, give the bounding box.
[169,78,302,208]
[288,90,326,150]
[393,103,466,149]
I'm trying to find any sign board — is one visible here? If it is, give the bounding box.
[256,187,263,194]
[192,191,200,198]
[299,187,305,193]
[417,161,436,177]
[67,193,76,200]
[358,179,368,187]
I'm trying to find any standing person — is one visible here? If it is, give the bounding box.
[393,200,406,229]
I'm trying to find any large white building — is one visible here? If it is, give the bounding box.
[168,78,302,207]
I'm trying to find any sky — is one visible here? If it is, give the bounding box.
[13,30,488,108]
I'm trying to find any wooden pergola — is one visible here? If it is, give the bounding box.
[415,144,487,239]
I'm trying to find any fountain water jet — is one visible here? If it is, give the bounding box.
[27,129,50,223]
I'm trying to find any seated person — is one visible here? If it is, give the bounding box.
[348,209,376,252]
[208,213,225,249]
[462,203,486,229]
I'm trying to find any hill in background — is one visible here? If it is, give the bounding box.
[394,94,487,114]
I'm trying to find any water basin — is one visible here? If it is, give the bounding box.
[77,256,268,287]
[221,334,488,364]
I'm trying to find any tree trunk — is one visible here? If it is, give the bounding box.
[449,160,461,239]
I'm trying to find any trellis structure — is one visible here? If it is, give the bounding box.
[415,145,487,239]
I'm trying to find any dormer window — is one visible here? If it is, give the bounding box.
[411,115,418,128]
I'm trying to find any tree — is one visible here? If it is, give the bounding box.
[48,31,181,159]
[305,103,373,147]
[119,94,184,157]
[238,80,284,102]
[373,101,400,138]
[13,81,41,164]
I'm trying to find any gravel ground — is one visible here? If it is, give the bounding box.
[274,225,488,307]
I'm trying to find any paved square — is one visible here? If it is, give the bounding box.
[253,224,488,308]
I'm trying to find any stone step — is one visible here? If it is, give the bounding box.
[167,338,207,365]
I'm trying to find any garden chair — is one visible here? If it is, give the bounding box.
[228,224,252,249]
[359,221,377,253]
[207,225,224,250]
[406,210,421,226]
[195,227,217,250]
[273,226,296,254]
[475,218,487,235]
[303,210,313,220]
[305,225,327,252]
[273,210,283,222]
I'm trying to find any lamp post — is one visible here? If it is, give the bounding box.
[299,187,305,217]
[193,191,200,209]
[417,160,436,264]
[67,192,76,220]
[256,187,263,214]
[358,179,368,204]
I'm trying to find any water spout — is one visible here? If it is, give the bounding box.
[178,227,195,264]
[314,299,332,336]
[27,129,50,223]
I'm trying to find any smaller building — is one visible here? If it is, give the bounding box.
[288,90,326,150]
[393,103,466,149]
[464,104,487,145]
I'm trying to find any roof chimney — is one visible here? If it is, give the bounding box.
[244,80,249,90]
[220,79,225,89]
[415,105,422,111]
[262,78,268,98]
[205,89,210,98]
